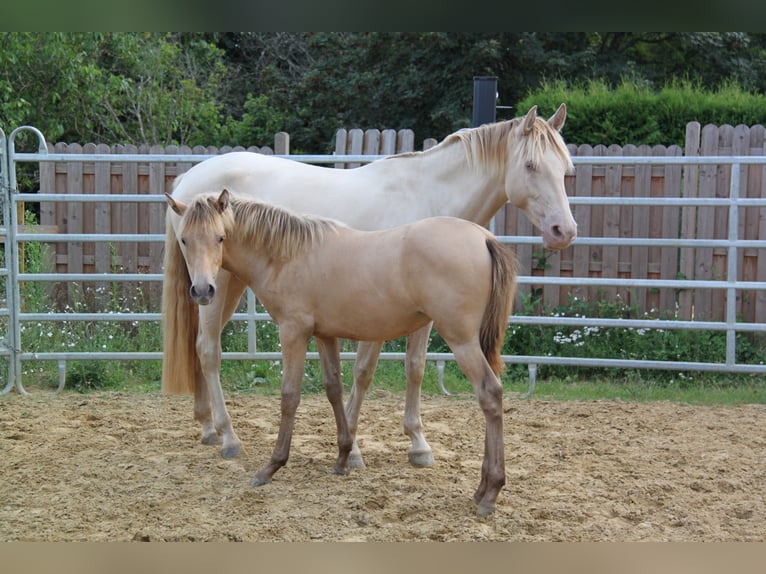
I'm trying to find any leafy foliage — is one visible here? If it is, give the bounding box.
[518,77,766,147]
[2,32,766,151]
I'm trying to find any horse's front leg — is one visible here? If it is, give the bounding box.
[251,330,308,486]
[346,340,383,468]
[196,271,246,457]
[403,323,435,467]
[316,337,353,476]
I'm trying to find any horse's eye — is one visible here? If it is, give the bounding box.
[180,238,186,245]
[218,236,225,244]
[525,161,536,171]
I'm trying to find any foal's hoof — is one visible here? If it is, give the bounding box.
[408,450,435,468]
[200,431,221,446]
[220,443,241,459]
[250,475,271,487]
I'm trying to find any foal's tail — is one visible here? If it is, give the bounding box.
[161,212,198,395]
[480,238,517,375]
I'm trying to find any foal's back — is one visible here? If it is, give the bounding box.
[265,217,497,343]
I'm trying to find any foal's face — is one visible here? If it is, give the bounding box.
[166,190,229,305]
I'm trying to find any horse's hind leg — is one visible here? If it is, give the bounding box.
[403,324,434,467]
[196,270,246,458]
[316,337,353,476]
[346,340,383,468]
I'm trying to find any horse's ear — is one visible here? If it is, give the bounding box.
[547,103,567,132]
[165,193,187,216]
[522,105,538,134]
[216,189,231,212]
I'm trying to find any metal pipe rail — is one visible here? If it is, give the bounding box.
[2,127,765,395]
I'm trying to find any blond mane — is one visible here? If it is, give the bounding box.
[180,194,341,261]
[399,115,573,177]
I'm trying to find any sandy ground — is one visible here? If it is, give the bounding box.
[1,390,765,542]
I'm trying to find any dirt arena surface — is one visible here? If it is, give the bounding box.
[2,390,765,542]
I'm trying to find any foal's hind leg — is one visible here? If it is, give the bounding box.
[196,270,246,458]
[346,340,383,468]
[449,342,506,517]
[316,337,353,476]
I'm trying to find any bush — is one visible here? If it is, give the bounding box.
[517,78,766,147]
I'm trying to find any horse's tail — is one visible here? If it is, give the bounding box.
[161,211,198,395]
[480,237,517,375]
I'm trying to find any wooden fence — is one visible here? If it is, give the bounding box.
[33,124,766,324]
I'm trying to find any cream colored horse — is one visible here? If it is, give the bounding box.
[162,104,576,467]
[166,189,517,516]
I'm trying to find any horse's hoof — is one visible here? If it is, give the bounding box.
[331,466,351,476]
[220,443,241,459]
[348,453,366,469]
[408,450,435,468]
[250,475,271,487]
[200,432,221,446]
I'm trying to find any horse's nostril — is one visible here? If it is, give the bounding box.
[552,224,563,238]
[207,285,216,298]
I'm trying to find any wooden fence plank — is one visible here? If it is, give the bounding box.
[571,144,593,303]
[380,130,397,155]
[709,125,735,320]
[66,143,84,282]
[738,125,764,324]
[679,122,701,320]
[601,145,623,302]
[630,145,652,312]
[694,124,719,320]
[731,125,750,322]
[659,145,683,317]
[396,129,414,154]
[363,129,381,156]
[757,132,766,325]
[347,129,364,168]
[148,145,166,308]
[588,145,607,303]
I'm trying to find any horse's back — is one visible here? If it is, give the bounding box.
[171,152,318,202]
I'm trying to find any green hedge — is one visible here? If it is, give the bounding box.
[516,79,766,147]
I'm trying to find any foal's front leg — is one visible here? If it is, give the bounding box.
[251,331,309,486]
[316,336,353,476]
[196,271,246,458]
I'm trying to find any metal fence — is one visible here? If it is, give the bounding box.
[2,126,765,396]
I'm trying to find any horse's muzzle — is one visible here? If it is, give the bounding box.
[190,283,216,305]
[541,216,577,250]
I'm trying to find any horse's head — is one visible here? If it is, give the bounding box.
[505,104,577,250]
[166,189,231,305]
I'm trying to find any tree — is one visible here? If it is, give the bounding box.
[93,33,227,146]
[0,32,228,147]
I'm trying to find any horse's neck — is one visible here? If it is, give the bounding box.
[373,142,508,226]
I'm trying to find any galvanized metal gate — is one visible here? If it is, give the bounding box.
[2,127,766,395]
